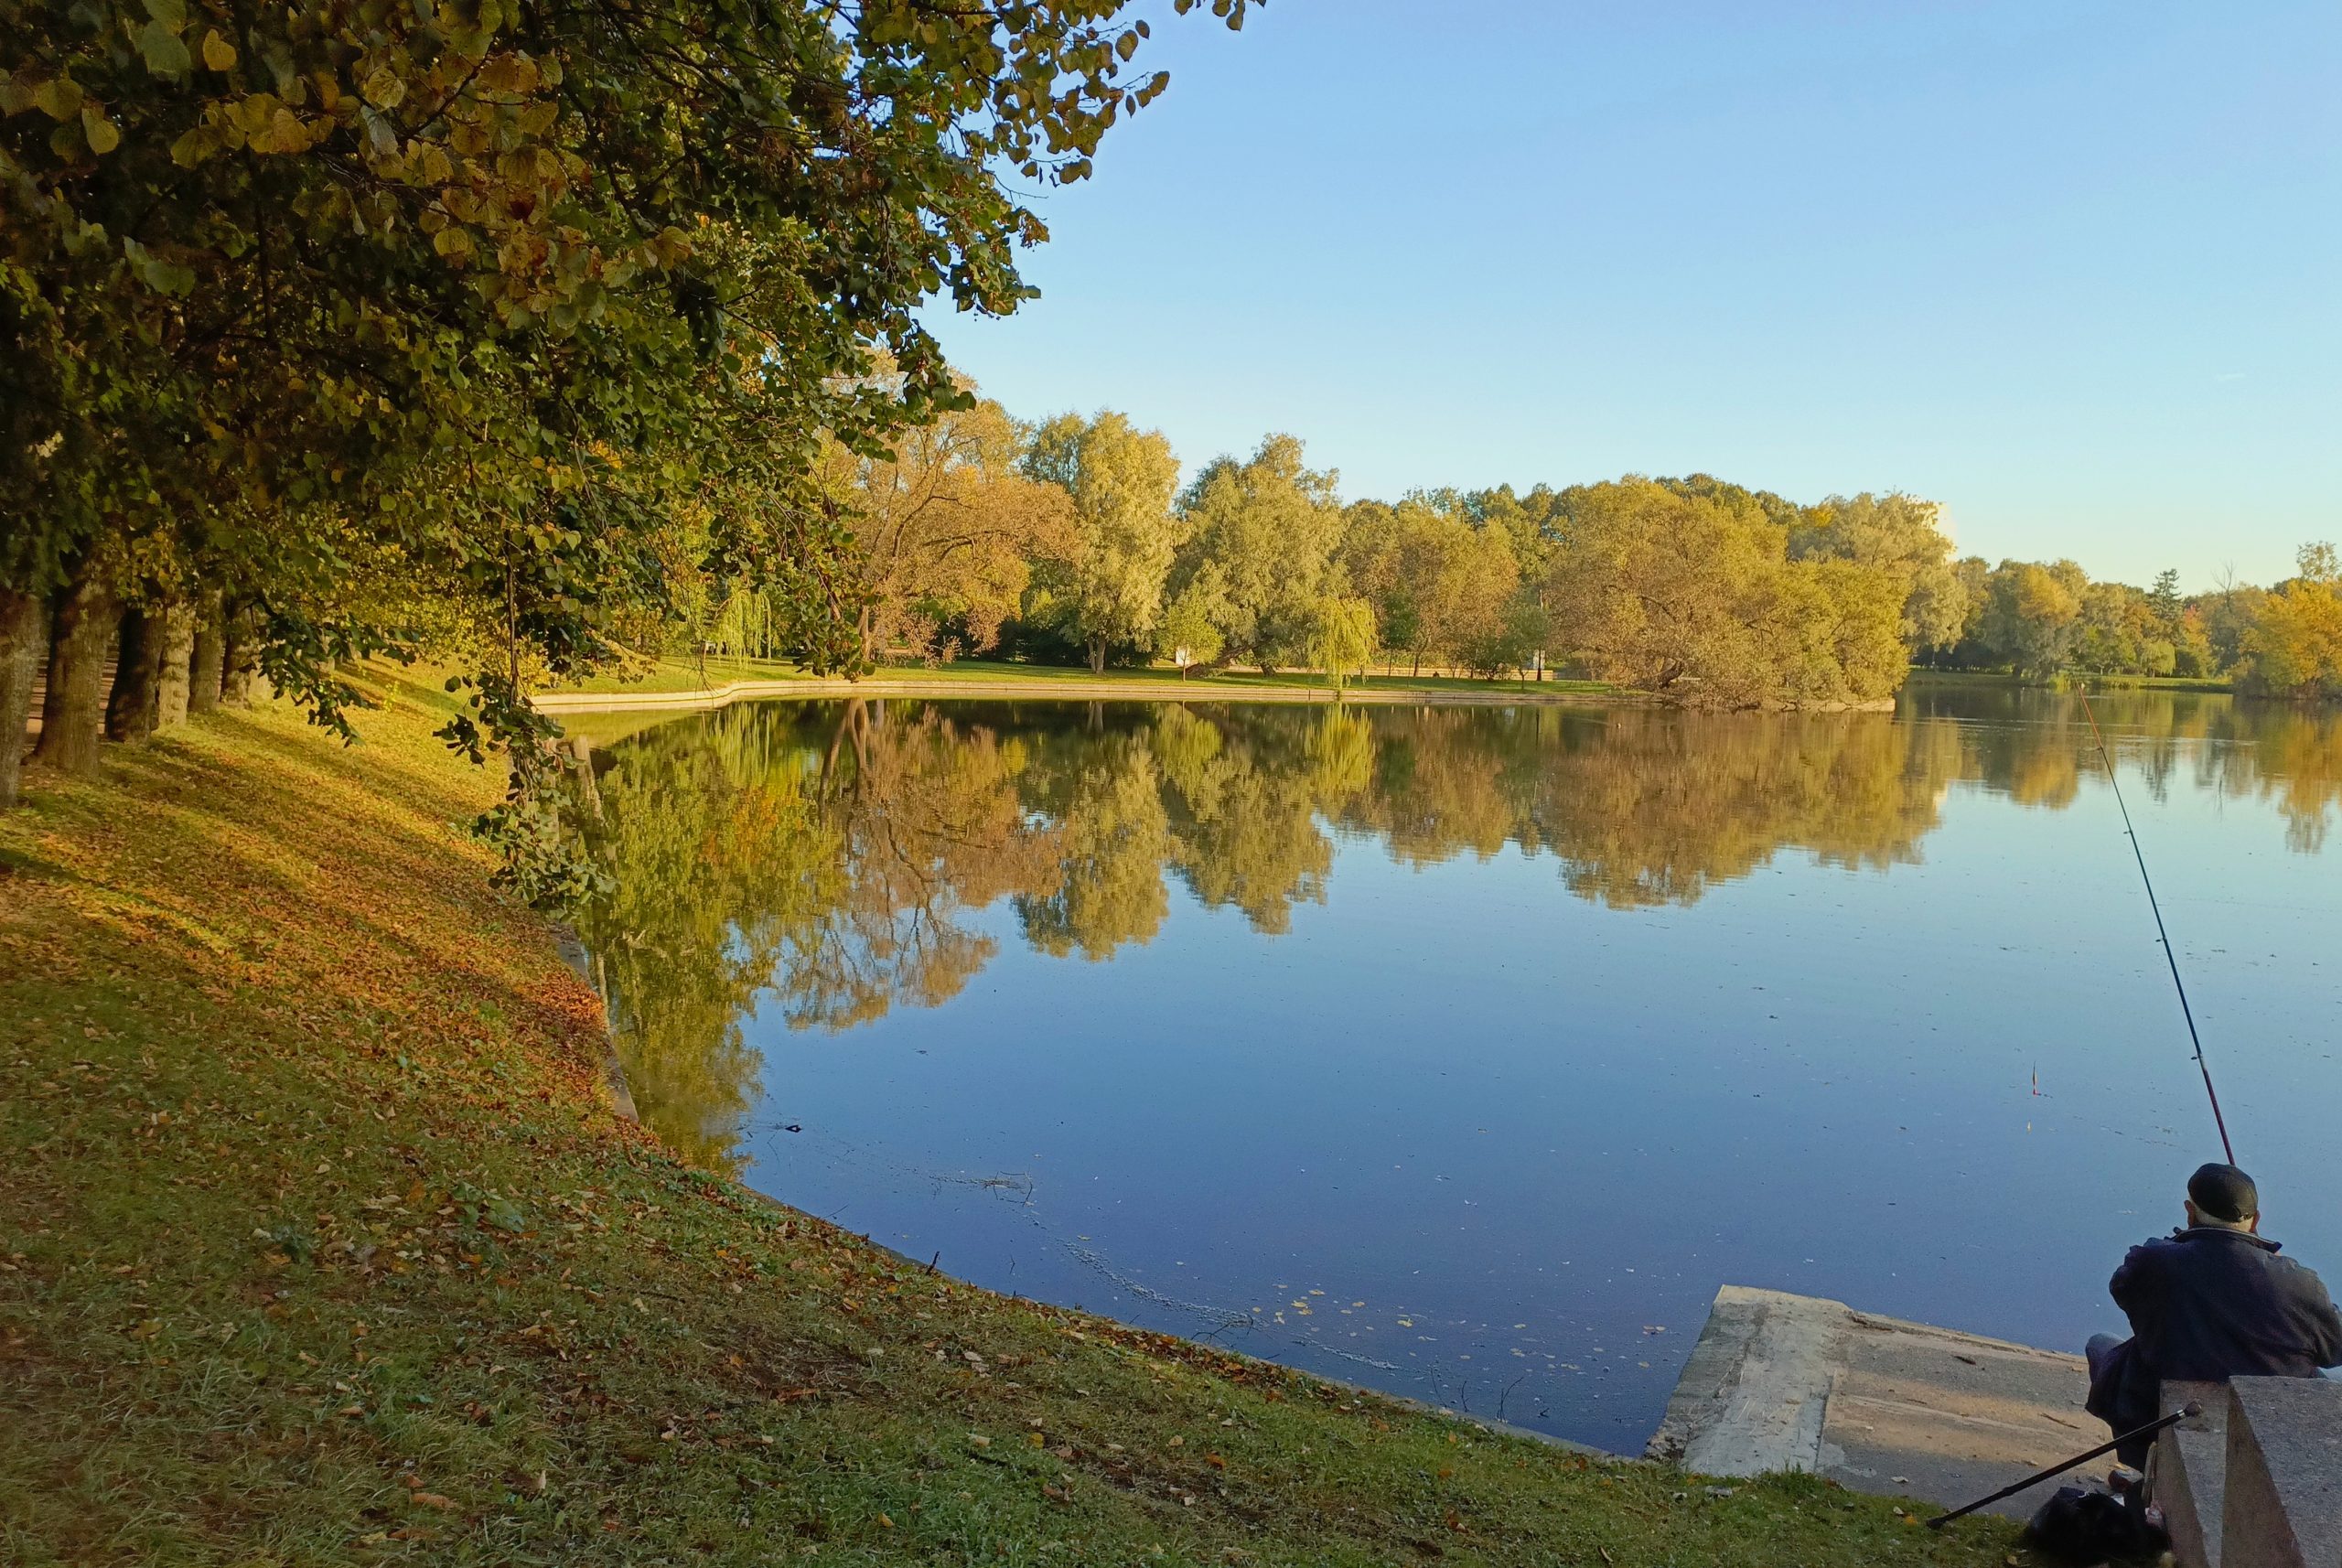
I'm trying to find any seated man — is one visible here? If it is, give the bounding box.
[2087,1162,2342,1466]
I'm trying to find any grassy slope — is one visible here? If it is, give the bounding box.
[543,655,1611,700]
[0,690,2021,1567]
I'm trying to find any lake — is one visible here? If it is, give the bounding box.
[566,685,2342,1452]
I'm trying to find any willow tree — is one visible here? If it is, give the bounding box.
[1169,433,1344,671]
[1546,478,1908,708]
[1790,492,1966,657]
[1022,411,1183,673]
[1,0,1254,826]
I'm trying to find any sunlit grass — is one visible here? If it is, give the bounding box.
[0,689,2023,1566]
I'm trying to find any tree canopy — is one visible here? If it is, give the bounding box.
[0,0,1253,831]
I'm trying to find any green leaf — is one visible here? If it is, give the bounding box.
[140,19,194,78]
[123,237,195,296]
[31,77,84,121]
[144,0,188,27]
[81,104,121,155]
[168,126,215,166]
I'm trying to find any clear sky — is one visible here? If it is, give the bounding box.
[928,0,2340,590]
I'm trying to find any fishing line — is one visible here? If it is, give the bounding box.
[2077,689,2237,1164]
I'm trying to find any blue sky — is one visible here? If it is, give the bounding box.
[929,1,2340,589]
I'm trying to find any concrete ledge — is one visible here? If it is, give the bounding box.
[2222,1378,2342,1568]
[1652,1285,2100,1517]
[1648,1286,1841,1477]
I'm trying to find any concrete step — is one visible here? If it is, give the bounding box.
[2219,1378,2342,1568]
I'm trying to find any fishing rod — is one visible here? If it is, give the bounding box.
[2076,688,2236,1165]
[1925,1402,2201,1530]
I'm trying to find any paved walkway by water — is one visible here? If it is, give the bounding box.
[1649,1286,2103,1518]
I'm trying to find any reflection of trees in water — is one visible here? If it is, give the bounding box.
[1539,710,1958,908]
[572,690,2340,1167]
[572,709,843,1173]
[781,703,1063,1027]
[1906,687,2342,852]
[1015,725,1172,960]
[1333,707,1959,908]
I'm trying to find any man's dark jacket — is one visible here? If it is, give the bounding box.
[2088,1227,2342,1446]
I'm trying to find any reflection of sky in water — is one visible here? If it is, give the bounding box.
[585,692,2342,1451]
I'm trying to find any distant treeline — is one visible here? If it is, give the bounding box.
[699,386,2342,710]
[1921,548,2341,695]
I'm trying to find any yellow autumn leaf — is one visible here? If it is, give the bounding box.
[361,67,405,109]
[201,29,236,71]
[250,107,310,155]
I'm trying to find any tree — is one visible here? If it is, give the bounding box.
[2,0,1254,831]
[2240,543,2342,701]
[1340,495,1523,676]
[1791,492,1966,656]
[1312,596,1378,694]
[1979,561,2084,677]
[1155,577,1227,675]
[1340,498,1441,674]
[822,382,1076,663]
[1169,434,1345,671]
[2200,581,2271,674]
[1544,478,1907,707]
[2149,569,2184,631]
[1023,412,1183,673]
[1431,518,1521,676]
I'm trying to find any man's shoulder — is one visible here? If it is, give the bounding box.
[2264,1248,2334,1293]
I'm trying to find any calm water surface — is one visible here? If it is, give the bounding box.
[569,687,2342,1450]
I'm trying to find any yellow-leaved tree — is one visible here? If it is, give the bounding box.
[823,384,1077,663]
[2242,543,2342,701]
[1544,478,1910,709]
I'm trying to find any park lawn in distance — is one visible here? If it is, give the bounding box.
[541,653,1612,700]
[0,684,2023,1567]
[539,654,813,694]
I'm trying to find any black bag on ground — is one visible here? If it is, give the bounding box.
[2020,1484,2171,1563]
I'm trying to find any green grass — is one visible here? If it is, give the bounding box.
[543,654,811,694]
[0,686,2022,1566]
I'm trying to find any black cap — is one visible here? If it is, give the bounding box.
[2188,1163,2258,1223]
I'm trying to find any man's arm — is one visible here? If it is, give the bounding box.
[2301,1273,2342,1368]
[2110,1241,2160,1326]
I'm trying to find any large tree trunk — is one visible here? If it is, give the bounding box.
[0,586,44,808]
[187,589,225,715]
[1087,636,1106,676]
[105,605,167,741]
[156,598,197,727]
[220,607,260,707]
[31,571,116,777]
